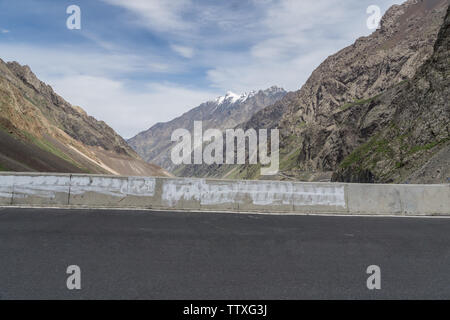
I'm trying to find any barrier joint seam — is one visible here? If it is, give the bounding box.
[68,174,72,206]
[10,175,15,206]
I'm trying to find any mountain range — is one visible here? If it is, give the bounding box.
[0,59,169,177]
[1,0,448,185]
[146,0,449,184]
[128,86,287,172]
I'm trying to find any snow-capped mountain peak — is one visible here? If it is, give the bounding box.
[214,89,260,106]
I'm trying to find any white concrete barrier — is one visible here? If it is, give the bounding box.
[0,172,448,216]
[0,174,14,205]
[12,173,71,206]
[69,174,158,208]
[347,183,450,216]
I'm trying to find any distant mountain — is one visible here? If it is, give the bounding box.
[203,0,448,183]
[0,59,170,177]
[128,86,287,172]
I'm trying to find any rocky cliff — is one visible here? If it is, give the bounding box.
[0,60,169,176]
[222,0,449,183]
[332,2,449,184]
[128,86,286,172]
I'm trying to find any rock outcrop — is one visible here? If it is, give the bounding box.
[332,3,450,183]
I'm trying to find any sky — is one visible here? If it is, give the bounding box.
[0,0,404,138]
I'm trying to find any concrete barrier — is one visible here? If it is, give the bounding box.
[347,183,450,216]
[160,178,202,210]
[11,173,71,206]
[0,172,448,216]
[291,182,346,214]
[0,174,14,205]
[69,174,158,208]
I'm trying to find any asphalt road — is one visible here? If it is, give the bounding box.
[0,207,449,300]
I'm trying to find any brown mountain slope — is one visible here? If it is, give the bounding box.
[0,59,169,177]
[217,0,448,182]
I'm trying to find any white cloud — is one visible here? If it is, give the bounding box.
[1,29,10,34]
[50,76,220,138]
[0,44,173,78]
[102,0,262,44]
[205,0,405,92]
[102,0,405,92]
[171,44,195,58]
[207,49,332,93]
[0,0,408,140]
[102,0,192,33]
[0,43,218,138]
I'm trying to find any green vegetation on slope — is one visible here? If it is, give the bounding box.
[339,135,394,170]
[20,131,81,168]
[339,94,382,112]
[408,138,450,155]
[0,122,90,173]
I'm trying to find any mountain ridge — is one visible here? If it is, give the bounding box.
[128,86,287,172]
[332,3,450,183]
[172,0,449,182]
[0,59,170,177]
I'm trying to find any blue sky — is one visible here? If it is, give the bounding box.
[0,0,403,138]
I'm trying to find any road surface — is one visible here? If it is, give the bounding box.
[0,207,449,299]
